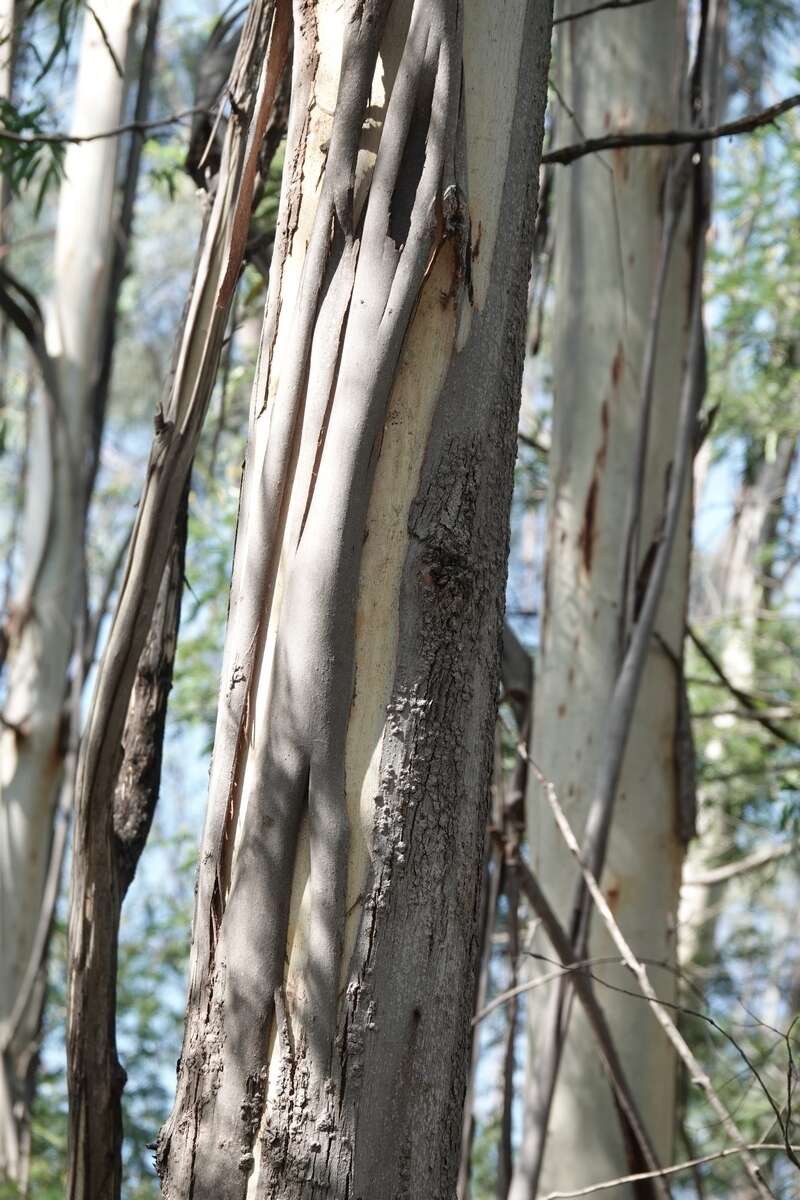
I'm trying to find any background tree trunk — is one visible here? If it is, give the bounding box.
[680,437,798,969]
[0,0,14,312]
[0,1,139,1183]
[157,1,552,1196]
[519,4,694,1194]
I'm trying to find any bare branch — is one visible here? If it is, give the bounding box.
[540,1143,800,1200]
[517,429,550,455]
[683,843,794,887]
[542,93,800,166]
[694,705,800,721]
[553,0,655,26]
[700,758,800,785]
[474,955,629,1026]
[86,0,163,504]
[0,105,206,147]
[510,845,669,1197]
[574,263,704,953]
[536,762,778,1199]
[85,3,125,78]
[688,625,800,748]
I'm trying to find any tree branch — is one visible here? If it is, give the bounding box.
[0,105,206,147]
[509,843,669,1198]
[540,1144,800,1200]
[0,263,50,378]
[536,762,779,1199]
[683,842,794,887]
[85,3,125,78]
[553,0,655,26]
[518,429,550,455]
[542,93,800,166]
[688,625,800,749]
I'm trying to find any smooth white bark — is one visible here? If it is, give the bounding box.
[0,1,138,1181]
[523,4,693,1194]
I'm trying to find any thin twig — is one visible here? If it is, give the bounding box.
[0,105,206,147]
[553,0,655,25]
[699,759,800,785]
[85,3,124,78]
[683,843,794,887]
[540,1143,800,1199]
[688,626,800,748]
[518,430,550,455]
[475,950,706,1026]
[473,956,615,1025]
[693,706,800,721]
[537,763,777,1199]
[510,848,669,1197]
[542,93,800,166]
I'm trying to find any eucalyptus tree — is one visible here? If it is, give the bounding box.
[149,1,553,1196]
[0,1,139,1184]
[513,2,705,1194]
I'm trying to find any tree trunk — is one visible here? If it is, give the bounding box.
[157,2,553,1196]
[519,5,694,1195]
[65,3,290,1195]
[0,2,138,1184]
[65,491,188,1200]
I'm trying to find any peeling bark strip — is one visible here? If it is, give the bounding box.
[159,2,553,1197]
[113,493,188,895]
